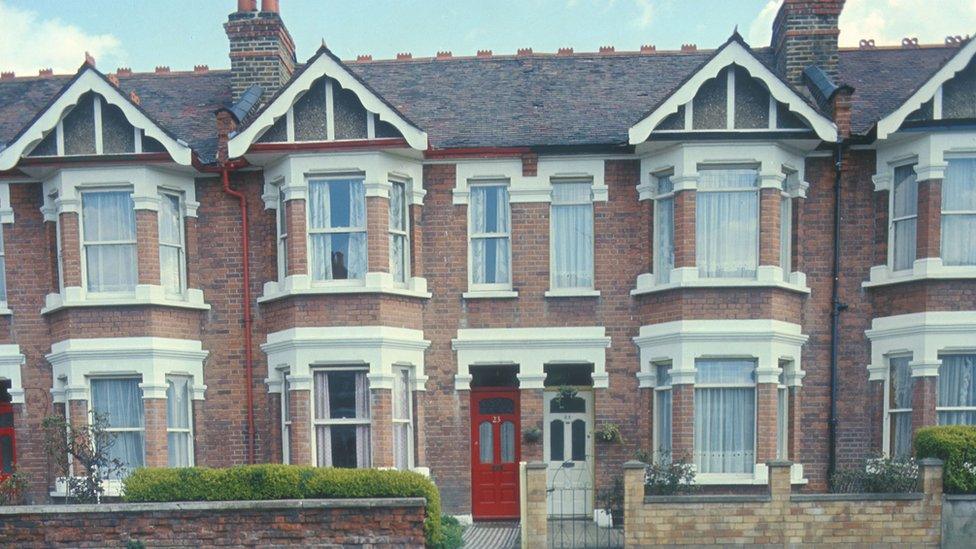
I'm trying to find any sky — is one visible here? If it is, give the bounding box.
[1,0,975,75]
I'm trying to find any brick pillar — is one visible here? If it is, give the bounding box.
[874,190,890,266]
[767,459,793,500]
[521,152,538,177]
[136,210,160,285]
[523,462,548,548]
[673,190,696,268]
[623,460,646,547]
[670,384,694,460]
[791,197,803,272]
[288,389,311,465]
[409,203,423,278]
[285,199,307,276]
[759,188,782,266]
[268,393,283,463]
[184,216,199,289]
[143,398,168,467]
[192,400,205,466]
[912,375,939,434]
[47,221,61,292]
[59,212,82,287]
[370,388,393,468]
[413,391,427,467]
[920,458,944,503]
[366,196,389,273]
[520,388,544,462]
[756,383,779,462]
[646,198,655,272]
[788,386,803,461]
[68,399,89,473]
[916,179,942,259]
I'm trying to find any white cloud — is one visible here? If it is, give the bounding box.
[634,0,654,28]
[0,1,126,75]
[748,0,782,47]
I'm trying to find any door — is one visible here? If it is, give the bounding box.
[471,389,520,520]
[545,389,594,517]
[0,403,14,479]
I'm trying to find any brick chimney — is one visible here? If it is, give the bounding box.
[224,0,296,102]
[771,0,845,88]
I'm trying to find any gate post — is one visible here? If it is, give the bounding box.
[623,460,646,545]
[522,461,548,549]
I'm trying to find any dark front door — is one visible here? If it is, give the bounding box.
[0,403,14,479]
[471,389,520,520]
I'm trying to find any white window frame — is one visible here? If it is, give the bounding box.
[780,172,795,281]
[310,365,371,468]
[79,187,138,295]
[941,158,976,267]
[889,162,918,273]
[652,361,672,464]
[0,222,6,305]
[158,190,186,297]
[693,358,758,477]
[280,367,291,464]
[695,164,761,279]
[392,365,414,470]
[276,183,288,282]
[306,175,368,282]
[883,353,914,458]
[389,179,411,285]
[165,374,194,467]
[653,172,675,284]
[468,180,512,292]
[549,178,595,291]
[88,375,146,470]
[776,362,790,460]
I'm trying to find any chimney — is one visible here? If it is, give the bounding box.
[224,0,296,102]
[771,0,845,88]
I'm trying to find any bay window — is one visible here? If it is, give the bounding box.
[696,168,759,278]
[891,164,918,272]
[389,181,409,284]
[308,177,367,281]
[653,363,672,462]
[313,368,370,468]
[82,190,137,293]
[276,184,288,280]
[158,192,185,295]
[166,376,193,467]
[694,359,756,474]
[392,366,414,470]
[470,183,511,288]
[90,377,144,476]
[654,174,674,284]
[938,354,976,425]
[941,159,976,266]
[888,355,913,459]
[550,180,594,289]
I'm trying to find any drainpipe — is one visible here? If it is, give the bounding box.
[827,137,848,485]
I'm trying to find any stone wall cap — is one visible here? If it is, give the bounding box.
[919,457,945,466]
[645,494,771,504]
[623,460,649,470]
[0,497,427,515]
[765,459,794,467]
[525,461,548,470]
[791,493,924,502]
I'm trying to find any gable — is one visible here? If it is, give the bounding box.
[228,47,427,158]
[0,67,192,170]
[629,38,837,144]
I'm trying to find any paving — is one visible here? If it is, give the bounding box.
[461,521,520,549]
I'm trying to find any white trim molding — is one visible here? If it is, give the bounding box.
[47,337,208,402]
[0,68,192,170]
[261,326,430,392]
[451,326,612,390]
[451,157,609,205]
[0,183,14,224]
[865,311,976,380]
[42,284,210,315]
[628,38,837,144]
[0,344,26,404]
[41,165,199,215]
[228,48,428,156]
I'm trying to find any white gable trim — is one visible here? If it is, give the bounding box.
[628,40,837,144]
[228,52,428,157]
[877,39,976,140]
[0,69,192,170]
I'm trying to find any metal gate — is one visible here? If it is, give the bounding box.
[546,461,623,549]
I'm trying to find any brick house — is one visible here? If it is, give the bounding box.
[0,0,974,521]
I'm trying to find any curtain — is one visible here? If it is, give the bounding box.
[314,370,370,467]
[694,359,756,474]
[471,185,510,284]
[166,376,192,467]
[939,355,976,425]
[655,197,674,283]
[892,165,917,271]
[696,169,759,278]
[890,356,913,459]
[90,378,144,476]
[309,179,366,281]
[392,368,411,468]
[389,182,408,283]
[655,364,672,461]
[158,193,183,295]
[551,183,593,289]
[313,372,332,466]
[777,386,789,459]
[83,191,137,292]
[942,159,976,266]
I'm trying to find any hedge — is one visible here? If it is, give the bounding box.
[122,465,445,547]
[914,425,976,493]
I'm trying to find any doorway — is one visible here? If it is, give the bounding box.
[470,388,520,520]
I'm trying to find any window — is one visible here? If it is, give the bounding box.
[50,190,64,292]
[941,159,976,266]
[653,363,672,462]
[166,376,193,467]
[694,359,756,474]
[276,184,288,280]
[280,369,291,464]
[81,190,137,292]
[0,389,14,477]
[470,183,511,288]
[90,378,144,476]
[781,172,795,280]
[938,354,976,425]
[313,369,370,468]
[888,355,913,459]
[777,363,790,460]
[308,178,367,281]
[0,222,6,303]
[392,366,414,469]
[158,192,185,295]
[696,168,759,278]
[654,175,675,284]
[551,180,594,289]
[891,164,918,271]
[389,181,410,284]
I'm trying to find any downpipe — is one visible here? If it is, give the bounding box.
[827,138,848,485]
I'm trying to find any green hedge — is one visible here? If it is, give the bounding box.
[914,425,976,493]
[122,465,445,546]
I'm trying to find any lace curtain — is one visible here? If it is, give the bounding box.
[655,364,672,461]
[90,378,144,476]
[309,179,367,281]
[392,368,412,469]
[389,182,408,283]
[889,356,913,459]
[892,165,918,271]
[942,159,976,266]
[158,193,184,295]
[471,185,510,285]
[83,191,137,292]
[166,376,192,467]
[938,354,976,425]
[314,370,370,468]
[694,359,756,474]
[696,169,759,278]
[551,182,593,289]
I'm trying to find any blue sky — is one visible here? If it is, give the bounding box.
[2,1,975,74]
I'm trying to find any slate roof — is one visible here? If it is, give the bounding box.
[0,43,965,161]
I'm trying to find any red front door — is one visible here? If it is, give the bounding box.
[0,403,15,480]
[471,389,520,520]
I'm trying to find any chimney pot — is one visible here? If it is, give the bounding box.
[599,45,615,53]
[237,0,257,11]
[39,68,53,77]
[225,0,296,101]
[107,73,119,87]
[640,44,656,53]
[356,54,372,62]
[155,66,171,73]
[0,72,14,80]
[129,90,141,105]
[477,49,492,58]
[84,51,96,67]
[261,0,279,12]
[117,67,132,76]
[517,47,533,56]
[858,38,875,49]
[901,37,919,48]
[680,43,697,52]
[396,52,412,60]
[436,51,452,59]
[194,64,209,73]
[772,0,843,87]
[557,47,573,56]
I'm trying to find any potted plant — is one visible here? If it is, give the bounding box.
[523,427,542,443]
[596,422,623,444]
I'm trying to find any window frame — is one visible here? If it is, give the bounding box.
[549,178,595,291]
[157,189,186,297]
[389,179,411,285]
[280,367,291,464]
[88,375,146,472]
[652,362,672,464]
[780,171,795,281]
[695,165,761,279]
[306,175,368,282]
[310,365,372,468]
[693,358,758,476]
[392,365,414,470]
[776,362,790,460]
[276,183,289,282]
[653,172,675,284]
[884,353,914,459]
[0,221,6,304]
[889,162,919,273]
[468,180,513,292]
[940,157,976,267]
[79,187,138,295]
[165,374,194,467]
[936,352,976,425]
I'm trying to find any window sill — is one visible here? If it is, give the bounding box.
[41,286,210,315]
[51,477,125,498]
[863,258,976,288]
[462,289,519,299]
[0,302,11,316]
[696,463,807,485]
[544,289,601,298]
[259,272,431,303]
[631,267,810,296]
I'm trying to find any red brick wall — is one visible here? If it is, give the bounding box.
[912,376,938,433]
[288,389,311,465]
[916,179,942,259]
[58,212,81,288]
[48,306,203,341]
[756,383,779,462]
[143,398,168,468]
[673,190,696,268]
[366,196,389,273]
[759,188,782,266]
[670,384,694,459]
[135,210,160,285]
[871,280,976,317]
[637,288,804,324]
[370,389,393,467]
[261,294,424,333]
[284,198,307,276]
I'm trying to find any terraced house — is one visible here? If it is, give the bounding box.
[0,0,974,521]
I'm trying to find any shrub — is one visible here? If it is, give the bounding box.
[831,456,918,493]
[644,454,697,496]
[915,425,976,493]
[0,472,29,505]
[433,515,464,549]
[42,413,127,503]
[123,465,444,547]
